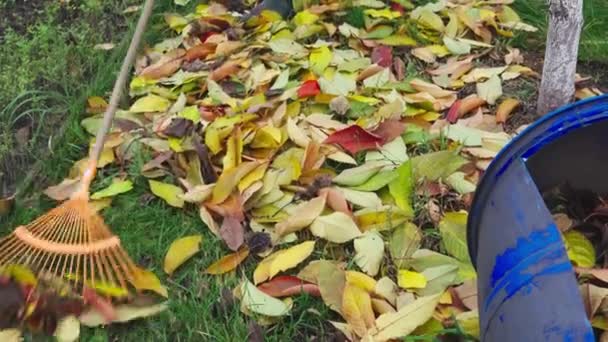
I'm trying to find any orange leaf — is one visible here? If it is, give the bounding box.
[319,188,351,215]
[341,284,376,337]
[184,43,216,62]
[205,248,250,275]
[140,58,184,80]
[210,61,240,81]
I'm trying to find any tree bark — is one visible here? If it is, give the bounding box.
[537,0,583,115]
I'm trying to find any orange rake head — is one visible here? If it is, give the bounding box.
[0,195,139,296]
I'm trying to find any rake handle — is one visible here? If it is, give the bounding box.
[80,0,155,194]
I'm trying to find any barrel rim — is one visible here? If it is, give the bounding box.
[466,95,608,267]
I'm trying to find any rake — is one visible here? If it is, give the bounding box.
[0,0,155,296]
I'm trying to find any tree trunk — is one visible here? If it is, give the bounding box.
[537,0,583,115]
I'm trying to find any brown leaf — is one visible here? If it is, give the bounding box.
[184,43,216,62]
[247,321,265,342]
[257,276,321,298]
[371,119,405,143]
[318,261,346,313]
[141,152,173,173]
[220,217,244,251]
[393,57,406,81]
[453,279,478,310]
[206,194,244,220]
[357,65,385,82]
[210,61,241,81]
[140,57,184,80]
[576,267,608,283]
[193,138,218,183]
[319,188,351,216]
[162,118,193,138]
[43,178,80,201]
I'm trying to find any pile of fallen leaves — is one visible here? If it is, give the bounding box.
[32,0,553,340]
[545,185,608,340]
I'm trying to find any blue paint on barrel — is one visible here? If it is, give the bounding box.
[484,224,571,312]
[468,95,608,341]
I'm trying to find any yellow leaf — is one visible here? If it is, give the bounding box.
[341,284,376,337]
[91,180,133,199]
[223,129,242,171]
[253,240,315,284]
[413,8,444,32]
[129,94,171,113]
[168,137,184,152]
[438,211,470,262]
[365,8,401,19]
[97,147,115,168]
[212,161,261,203]
[310,212,362,243]
[346,271,377,293]
[378,35,417,46]
[439,290,452,304]
[398,270,428,289]
[205,248,250,275]
[181,184,214,203]
[293,10,319,25]
[149,180,185,208]
[275,195,326,236]
[564,230,596,268]
[0,264,37,286]
[372,293,441,341]
[251,125,283,149]
[131,267,168,298]
[163,235,203,275]
[309,46,333,76]
[86,281,128,298]
[356,206,409,231]
[353,231,384,276]
[238,162,269,192]
[178,106,200,122]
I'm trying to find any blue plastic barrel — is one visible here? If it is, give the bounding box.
[467,95,608,341]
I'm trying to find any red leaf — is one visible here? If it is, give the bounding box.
[371,46,392,68]
[199,31,219,43]
[298,80,321,98]
[371,119,405,143]
[83,287,116,322]
[220,217,244,251]
[446,99,462,123]
[324,125,384,154]
[257,276,321,298]
[391,2,405,13]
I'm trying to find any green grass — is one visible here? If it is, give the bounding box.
[513,0,608,62]
[2,0,608,340]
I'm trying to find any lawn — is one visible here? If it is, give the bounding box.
[1,0,607,341]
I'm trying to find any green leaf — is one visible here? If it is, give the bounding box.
[333,161,386,187]
[178,106,200,122]
[412,8,444,32]
[411,150,467,181]
[318,72,357,96]
[364,25,394,39]
[388,161,414,215]
[271,69,290,90]
[438,212,470,262]
[476,74,503,105]
[378,35,417,46]
[443,37,470,55]
[149,180,185,208]
[417,264,459,296]
[390,223,422,269]
[91,180,133,200]
[351,169,399,192]
[363,68,390,88]
[129,94,171,113]
[446,172,476,194]
[564,230,596,268]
